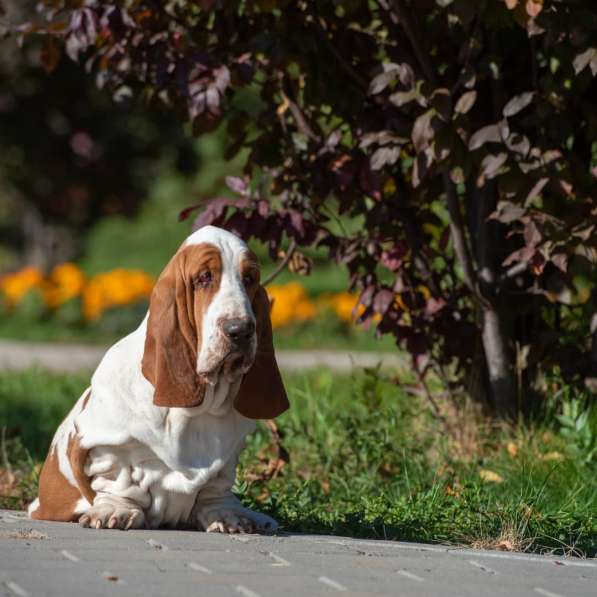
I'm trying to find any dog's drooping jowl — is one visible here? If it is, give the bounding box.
[29,226,289,533]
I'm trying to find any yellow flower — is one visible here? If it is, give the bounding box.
[0,266,44,307]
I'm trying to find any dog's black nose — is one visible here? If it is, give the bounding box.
[223,318,255,344]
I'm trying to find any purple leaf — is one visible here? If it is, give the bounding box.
[502,92,535,118]
[468,124,501,150]
[525,177,549,206]
[573,48,597,75]
[454,90,477,115]
[411,109,435,153]
[368,69,398,95]
[192,197,248,231]
[491,201,526,224]
[425,297,446,317]
[226,176,249,195]
[371,146,401,170]
[178,204,202,221]
[477,152,508,187]
[373,289,394,316]
[381,243,408,272]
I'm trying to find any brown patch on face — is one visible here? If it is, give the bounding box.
[142,243,222,408]
[30,431,94,522]
[233,285,289,420]
[240,250,261,302]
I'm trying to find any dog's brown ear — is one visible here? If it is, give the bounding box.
[234,285,289,419]
[142,253,206,408]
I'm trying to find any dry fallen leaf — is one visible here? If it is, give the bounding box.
[0,468,21,498]
[479,469,504,483]
[540,451,564,462]
[496,539,514,551]
[506,442,519,457]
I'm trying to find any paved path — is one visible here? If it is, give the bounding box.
[1,510,595,597]
[0,339,406,373]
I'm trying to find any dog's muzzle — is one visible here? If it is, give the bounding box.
[220,317,256,377]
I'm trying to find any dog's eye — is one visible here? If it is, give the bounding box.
[194,271,212,289]
[243,273,255,286]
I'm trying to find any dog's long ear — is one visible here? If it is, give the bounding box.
[142,252,206,408]
[234,285,289,419]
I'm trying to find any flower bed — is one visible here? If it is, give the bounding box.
[0,265,366,332]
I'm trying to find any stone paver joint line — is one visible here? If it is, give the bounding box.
[318,576,348,592]
[534,588,566,597]
[187,562,213,575]
[5,581,29,597]
[266,551,291,567]
[396,570,424,582]
[235,585,262,597]
[468,559,498,575]
[60,549,80,562]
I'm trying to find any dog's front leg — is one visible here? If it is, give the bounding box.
[193,454,277,534]
[78,493,146,530]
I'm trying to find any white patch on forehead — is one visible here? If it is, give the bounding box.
[191,226,256,377]
[185,225,248,255]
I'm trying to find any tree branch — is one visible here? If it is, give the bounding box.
[315,23,369,92]
[390,0,438,86]
[389,1,485,305]
[442,171,489,307]
[262,239,297,287]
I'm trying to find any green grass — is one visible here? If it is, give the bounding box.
[1,368,595,556]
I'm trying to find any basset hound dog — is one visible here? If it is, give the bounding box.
[28,225,289,532]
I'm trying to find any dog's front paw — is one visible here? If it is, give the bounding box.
[79,502,145,530]
[201,509,278,534]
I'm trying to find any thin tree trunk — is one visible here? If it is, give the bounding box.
[392,0,519,415]
[481,306,517,416]
[473,183,518,416]
[590,313,597,371]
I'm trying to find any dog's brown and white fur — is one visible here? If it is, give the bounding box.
[28,226,288,532]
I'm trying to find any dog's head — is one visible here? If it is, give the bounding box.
[141,225,288,419]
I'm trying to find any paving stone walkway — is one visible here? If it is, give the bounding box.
[0,339,406,373]
[1,510,595,597]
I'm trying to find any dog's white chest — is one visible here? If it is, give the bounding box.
[85,401,255,528]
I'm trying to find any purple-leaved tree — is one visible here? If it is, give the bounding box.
[14,0,597,415]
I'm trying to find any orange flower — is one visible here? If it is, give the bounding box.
[82,268,154,321]
[0,266,44,307]
[267,282,317,329]
[43,263,86,309]
[319,292,364,323]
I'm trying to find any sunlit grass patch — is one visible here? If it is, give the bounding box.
[0,367,595,556]
[240,368,596,556]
